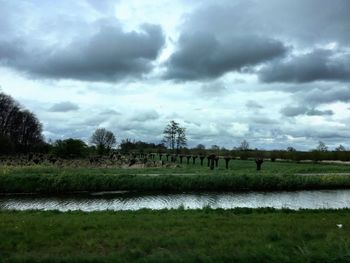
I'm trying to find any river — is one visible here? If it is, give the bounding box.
[1,189,350,211]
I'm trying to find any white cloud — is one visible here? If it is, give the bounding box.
[227,123,249,137]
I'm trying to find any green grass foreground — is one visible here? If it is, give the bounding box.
[1,160,350,193]
[1,208,350,262]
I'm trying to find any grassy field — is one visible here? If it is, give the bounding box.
[1,160,350,193]
[1,208,350,262]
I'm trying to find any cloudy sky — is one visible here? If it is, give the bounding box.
[1,0,350,150]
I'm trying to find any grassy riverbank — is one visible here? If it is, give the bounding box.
[1,208,350,262]
[1,160,350,193]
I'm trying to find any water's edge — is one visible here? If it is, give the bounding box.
[1,189,350,211]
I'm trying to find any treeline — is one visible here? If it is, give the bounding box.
[1,91,350,162]
[229,150,350,162]
[39,138,350,162]
[48,138,166,158]
[119,139,166,154]
[0,92,46,154]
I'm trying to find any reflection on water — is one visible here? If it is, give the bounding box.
[1,190,350,211]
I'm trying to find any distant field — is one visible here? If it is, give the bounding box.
[1,160,350,193]
[3,159,350,175]
[1,208,350,262]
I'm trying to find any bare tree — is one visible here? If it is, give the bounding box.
[0,92,19,135]
[162,120,187,153]
[287,146,296,152]
[335,144,346,151]
[239,140,249,151]
[15,110,43,149]
[90,128,116,154]
[316,141,328,152]
[176,127,187,152]
[0,92,43,152]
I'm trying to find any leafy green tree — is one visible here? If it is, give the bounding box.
[120,138,166,154]
[53,138,88,158]
[195,144,205,150]
[120,138,135,154]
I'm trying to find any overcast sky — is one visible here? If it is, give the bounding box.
[1,0,350,150]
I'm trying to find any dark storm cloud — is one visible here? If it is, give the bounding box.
[259,49,350,83]
[306,109,334,116]
[0,22,165,81]
[164,33,287,80]
[184,0,350,45]
[255,82,350,104]
[278,85,350,106]
[0,41,24,60]
[281,105,333,117]
[165,0,350,82]
[281,106,310,117]
[300,86,350,105]
[49,102,80,112]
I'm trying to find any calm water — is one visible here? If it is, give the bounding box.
[1,190,350,211]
